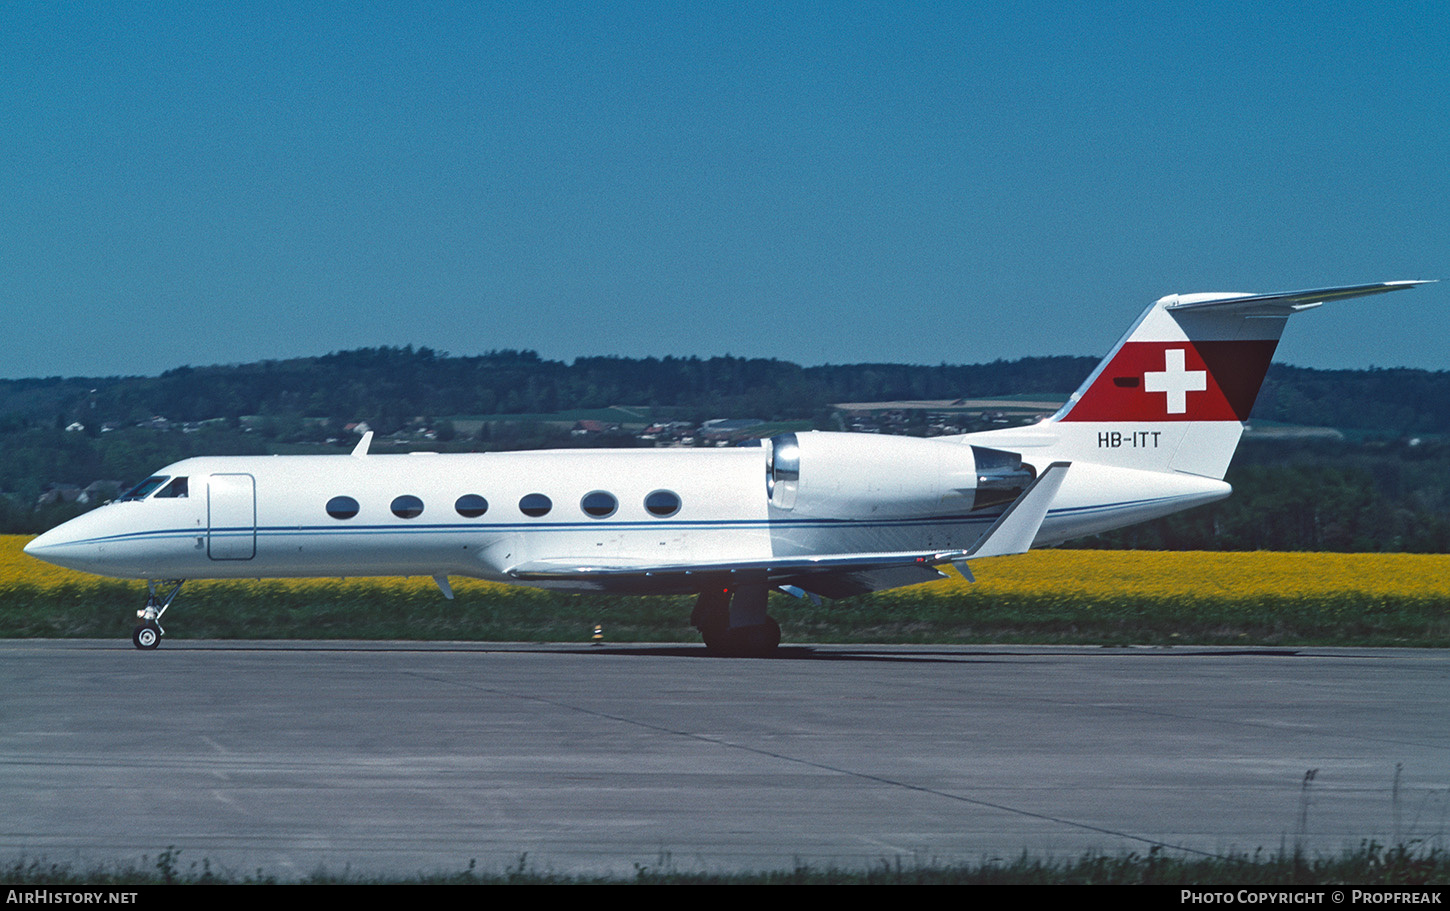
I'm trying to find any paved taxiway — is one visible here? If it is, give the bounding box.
[1,641,1446,877]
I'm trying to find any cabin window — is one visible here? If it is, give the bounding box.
[119,476,169,501]
[455,494,489,518]
[581,491,617,518]
[644,490,681,518]
[519,493,552,517]
[391,495,424,519]
[326,496,359,519]
[154,477,188,498]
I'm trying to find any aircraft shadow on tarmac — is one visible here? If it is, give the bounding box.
[563,645,965,663]
[86,641,1302,664]
[544,644,1303,663]
[530,644,1305,664]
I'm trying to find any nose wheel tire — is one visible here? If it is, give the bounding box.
[132,623,161,650]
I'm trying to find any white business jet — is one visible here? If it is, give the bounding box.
[25,281,1431,654]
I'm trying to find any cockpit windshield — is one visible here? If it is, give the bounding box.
[118,476,170,501]
[154,477,188,498]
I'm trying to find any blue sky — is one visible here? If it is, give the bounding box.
[3,2,1446,380]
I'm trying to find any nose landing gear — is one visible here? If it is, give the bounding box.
[132,580,184,650]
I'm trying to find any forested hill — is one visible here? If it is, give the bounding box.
[1252,365,1450,434]
[2,346,1447,435]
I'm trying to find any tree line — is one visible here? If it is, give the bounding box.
[5,347,1448,436]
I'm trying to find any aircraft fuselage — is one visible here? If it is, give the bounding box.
[26,433,1227,591]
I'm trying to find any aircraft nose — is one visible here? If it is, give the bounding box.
[24,526,60,557]
[24,520,93,570]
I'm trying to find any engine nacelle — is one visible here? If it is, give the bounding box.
[764,432,1034,517]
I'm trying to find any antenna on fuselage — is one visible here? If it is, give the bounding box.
[351,431,373,458]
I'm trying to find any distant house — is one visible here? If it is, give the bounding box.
[639,421,694,443]
[80,481,123,504]
[700,418,763,434]
[571,420,621,437]
[36,485,83,508]
[700,418,766,444]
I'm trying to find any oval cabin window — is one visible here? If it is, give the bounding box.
[644,490,681,518]
[390,495,424,519]
[455,494,488,518]
[581,491,618,518]
[519,493,552,517]
[326,496,359,520]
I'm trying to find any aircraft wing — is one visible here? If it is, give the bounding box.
[510,549,962,597]
[509,462,1070,599]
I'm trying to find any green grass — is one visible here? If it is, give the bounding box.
[4,580,1449,646]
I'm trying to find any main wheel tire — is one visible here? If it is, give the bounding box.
[132,624,160,650]
[698,619,727,652]
[704,618,781,658]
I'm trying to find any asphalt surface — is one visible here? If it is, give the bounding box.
[1,640,1446,879]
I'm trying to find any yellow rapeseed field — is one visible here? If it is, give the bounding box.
[938,549,1450,602]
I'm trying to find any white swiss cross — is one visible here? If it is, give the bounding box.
[1143,348,1207,415]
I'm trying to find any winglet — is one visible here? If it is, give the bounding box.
[351,431,373,458]
[958,461,1070,562]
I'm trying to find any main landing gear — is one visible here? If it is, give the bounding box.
[691,583,782,657]
[133,579,184,650]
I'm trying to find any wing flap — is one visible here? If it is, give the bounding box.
[509,549,961,595]
[775,562,950,599]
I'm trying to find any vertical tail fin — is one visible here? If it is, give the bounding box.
[1047,281,1429,479]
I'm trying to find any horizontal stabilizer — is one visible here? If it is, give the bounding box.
[1163,280,1432,313]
